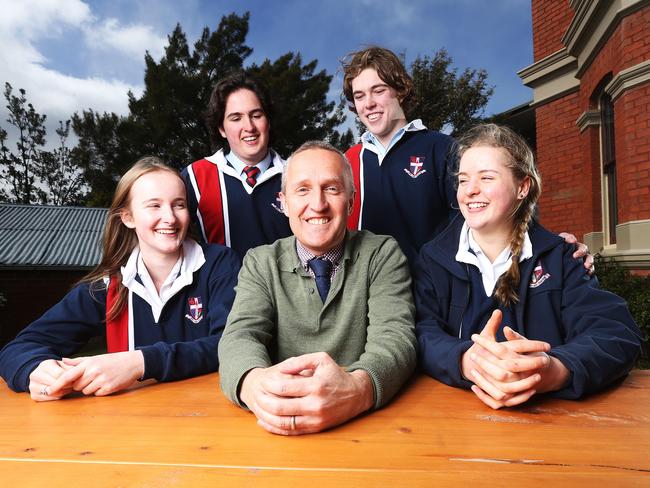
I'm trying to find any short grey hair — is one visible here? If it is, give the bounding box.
[281,140,356,196]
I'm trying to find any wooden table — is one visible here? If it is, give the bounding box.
[1,372,649,486]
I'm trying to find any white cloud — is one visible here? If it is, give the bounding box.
[83,17,166,61]
[0,0,167,149]
[0,0,92,39]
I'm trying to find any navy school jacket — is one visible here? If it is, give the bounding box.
[414,215,641,399]
[0,244,240,392]
[345,128,458,265]
[182,149,292,259]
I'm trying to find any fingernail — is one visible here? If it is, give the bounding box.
[470,353,477,361]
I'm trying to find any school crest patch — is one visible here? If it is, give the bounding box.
[185,296,204,324]
[404,156,427,178]
[529,260,551,288]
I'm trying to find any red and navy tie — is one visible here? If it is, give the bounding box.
[243,165,260,188]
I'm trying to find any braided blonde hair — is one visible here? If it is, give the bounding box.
[455,123,542,306]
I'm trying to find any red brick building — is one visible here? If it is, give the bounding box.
[519,0,650,269]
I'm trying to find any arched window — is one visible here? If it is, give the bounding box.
[600,90,617,244]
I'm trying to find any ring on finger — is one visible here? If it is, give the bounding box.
[290,415,296,431]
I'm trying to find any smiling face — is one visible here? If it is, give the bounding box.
[351,67,407,147]
[219,88,270,165]
[121,170,190,263]
[280,148,354,256]
[457,145,530,240]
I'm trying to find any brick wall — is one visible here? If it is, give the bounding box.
[533,3,650,240]
[576,7,650,106]
[620,5,650,67]
[535,92,589,236]
[615,84,650,222]
[532,0,575,61]
[576,5,650,225]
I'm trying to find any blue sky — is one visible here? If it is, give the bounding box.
[0,0,533,144]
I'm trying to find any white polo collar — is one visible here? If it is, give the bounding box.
[120,239,206,322]
[455,222,532,296]
[360,119,427,163]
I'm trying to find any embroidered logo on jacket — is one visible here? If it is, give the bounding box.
[185,297,204,324]
[404,156,427,178]
[529,260,551,288]
[271,192,284,213]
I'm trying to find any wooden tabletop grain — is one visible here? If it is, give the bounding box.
[1,371,649,486]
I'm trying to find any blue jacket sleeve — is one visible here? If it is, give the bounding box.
[414,248,473,389]
[138,246,240,382]
[549,244,642,399]
[0,283,106,392]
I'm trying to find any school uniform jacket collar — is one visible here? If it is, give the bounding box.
[424,214,564,327]
[428,214,562,274]
[204,148,284,195]
[360,119,427,163]
[119,239,206,322]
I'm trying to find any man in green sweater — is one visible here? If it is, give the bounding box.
[218,140,416,435]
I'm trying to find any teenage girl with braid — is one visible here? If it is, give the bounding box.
[414,123,641,409]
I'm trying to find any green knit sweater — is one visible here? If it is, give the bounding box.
[218,230,417,409]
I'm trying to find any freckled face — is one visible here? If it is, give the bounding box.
[457,146,529,239]
[280,149,353,255]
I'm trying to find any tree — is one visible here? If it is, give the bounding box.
[409,49,493,136]
[349,49,493,138]
[247,52,352,156]
[38,121,86,206]
[73,14,254,206]
[0,83,84,205]
[73,13,352,206]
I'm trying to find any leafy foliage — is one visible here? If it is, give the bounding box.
[5,16,495,207]
[73,13,352,206]
[248,53,354,156]
[409,49,493,136]
[350,48,494,138]
[595,255,650,365]
[0,83,84,205]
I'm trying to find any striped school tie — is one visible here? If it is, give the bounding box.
[243,165,260,188]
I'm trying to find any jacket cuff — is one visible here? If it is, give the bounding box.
[15,360,42,393]
[449,340,474,389]
[546,351,580,399]
[221,358,270,408]
[139,345,163,381]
